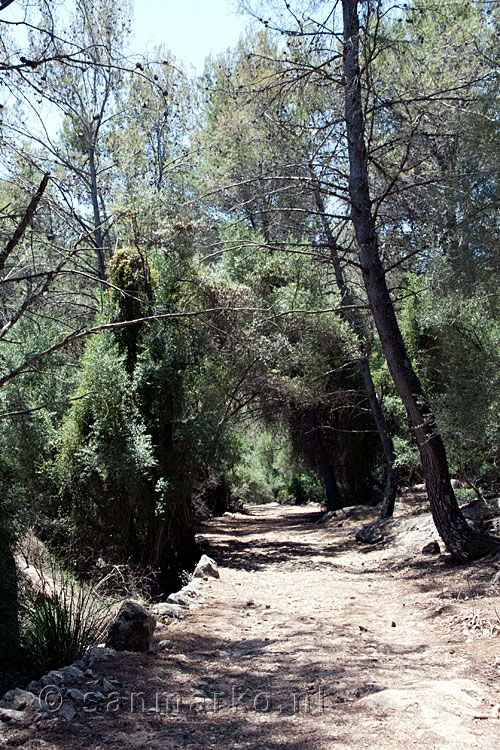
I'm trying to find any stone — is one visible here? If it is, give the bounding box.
[0,689,37,711]
[316,511,337,524]
[58,703,76,720]
[39,671,65,688]
[158,639,172,651]
[183,579,204,596]
[357,678,492,745]
[484,497,500,518]
[460,499,484,522]
[491,570,500,586]
[85,646,116,667]
[58,665,85,683]
[355,522,384,545]
[487,518,500,536]
[167,591,192,607]
[152,602,186,617]
[192,554,220,580]
[66,689,86,702]
[438,588,456,599]
[101,678,116,693]
[422,541,440,555]
[0,706,26,722]
[105,601,156,652]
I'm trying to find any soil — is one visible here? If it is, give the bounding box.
[2,494,500,749]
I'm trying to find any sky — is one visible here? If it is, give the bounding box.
[132,0,252,73]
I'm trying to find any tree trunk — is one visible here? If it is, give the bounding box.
[341,0,499,559]
[303,410,343,511]
[312,178,398,517]
[87,122,106,281]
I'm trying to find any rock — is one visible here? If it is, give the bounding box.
[158,639,172,651]
[58,665,85,684]
[461,500,484,522]
[39,671,66,688]
[0,689,37,711]
[192,554,220,580]
[152,602,186,617]
[491,570,500,586]
[105,601,156,652]
[0,706,26,722]
[438,588,456,599]
[422,541,440,555]
[355,522,384,545]
[58,703,76,720]
[182,579,204,597]
[167,591,192,607]
[357,677,492,746]
[101,678,116,693]
[450,479,462,489]
[484,497,500,518]
[66,689,86,702]
[316,511,337,524]
[85,646,116,667]
[487,518,500,536]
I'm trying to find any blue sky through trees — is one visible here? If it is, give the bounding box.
[133,0,250,72]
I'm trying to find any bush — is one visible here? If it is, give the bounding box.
[285,472,324,505]
[0,563,114,693]
[20,568,113,678]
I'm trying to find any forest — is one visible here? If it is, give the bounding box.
[1,0,500,701]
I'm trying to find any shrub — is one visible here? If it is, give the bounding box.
[19,566,113,680]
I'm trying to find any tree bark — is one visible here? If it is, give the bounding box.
[303,410,343,511]
[341,0,500,559]
[87,122,106,281]
[312,178,398,517]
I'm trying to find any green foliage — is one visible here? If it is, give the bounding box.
[286,472,323,506]
[401,268,500,491]
[230,428,294,504]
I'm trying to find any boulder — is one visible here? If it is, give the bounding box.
[105,601,156,652]
[355,521,385,545]
[0,689,37,711]
[192,554,219,579]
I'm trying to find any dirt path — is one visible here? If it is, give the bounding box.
[4,502,500,749]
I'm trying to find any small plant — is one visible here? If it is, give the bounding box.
[20,566,113,678]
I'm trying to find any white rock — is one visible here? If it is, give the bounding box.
[491,570,500,586]
[0,706,26,722]
[0,689,37,711]
[193,554,219,580]
[167,591,192,607]
[152,602,186,617]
